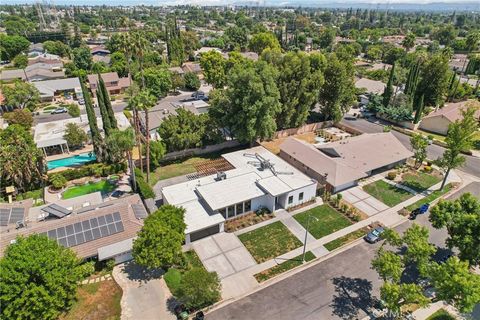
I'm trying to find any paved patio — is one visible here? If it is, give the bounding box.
[341,186,390,216]
[193,232,256,279]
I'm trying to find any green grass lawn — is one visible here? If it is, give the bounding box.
[405,183,453,212]
[417,129,446,142]
[324,228,369,251]
[472,131,480,150]
[426,309,456,320]
[62,180,116,199]
[401,171,442,192]
[238,221,302,263]
[294,204,352,240]
[150,157,205,185]
[254,251,315,282]
[164,250,206,297]
[363,180,414,207]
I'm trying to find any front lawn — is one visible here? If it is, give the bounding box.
[163,250,205,297]
[294,204,352,240]
[405,183,453,212]
[60,279,122,320]
[254,251,315,282]
[363,180,414,207]
[401,171,442,192]
[238,221,302,263]
[324,227,369,251]
[150,157,205,185]
[426,309,456,320]
[62,180,116,199]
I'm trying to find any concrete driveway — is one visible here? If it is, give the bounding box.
[341,187,389,216]
[193,233,256,279]
[112,262,175,320]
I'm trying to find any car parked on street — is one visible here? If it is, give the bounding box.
[50,107,68,114]
[409,203,430,220]
[364,227,385,243]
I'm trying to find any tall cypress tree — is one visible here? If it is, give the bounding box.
[413,93,425,124]
[96,77,112,137]
[81,80,105,162]
[98,75,117,129]
[382,62,395,107]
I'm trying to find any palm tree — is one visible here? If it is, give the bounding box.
[130,90,157,183]
[106,128,137,190]
[131,31,150,89]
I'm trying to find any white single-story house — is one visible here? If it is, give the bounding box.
[419,100,480,136]
[279,133,413,193]
[162,146,317,243]
[32,77,82,101]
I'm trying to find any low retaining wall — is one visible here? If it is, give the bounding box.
[273,121,333,139]
[161,140,242,161]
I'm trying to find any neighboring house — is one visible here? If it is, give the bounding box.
[91,46,111,64]
[28,43,44,56]
[279,133,413,193]
[0,194,148,264]
[419,100,480,135]
[449,54,469,73]
[28,53,62,65]
[0,63,65,82]
[32,77,82,101]
[194,46,222,58]
[162,146,317,243]
[182,62,202,75]
[168,66,185,75]
[355,78,387,95]
[87,72,130,98]
[227,51,259,61]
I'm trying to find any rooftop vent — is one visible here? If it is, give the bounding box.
[215,171,227,181]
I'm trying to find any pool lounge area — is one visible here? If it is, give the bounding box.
[47,153,97,170]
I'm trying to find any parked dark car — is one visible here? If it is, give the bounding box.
[364,227,385,243]
[174,304,189,320]
[191,91,208,101]
[51,107,67,114]
[409,203,430,220]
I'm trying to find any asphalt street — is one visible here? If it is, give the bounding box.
[340,117,480,179]
[33,102,128,124]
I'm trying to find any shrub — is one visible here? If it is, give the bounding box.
[177,267,221,309]
[387,171,397,180]
[340,203,349,213]
[255,206,271,216]
[105,259,115,272]
[383,125,392,132]
[79,261,95,277]
[351,214,361,222]
[48,162,126,183]
[423,166,432,173]
[184,72,201,91]
[50,174,67,190]
[67,104,80,117]
[134,168,155,199]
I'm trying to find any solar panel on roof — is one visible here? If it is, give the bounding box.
[0,208,10,226]
[113,212,121,222]
[41,204,71,219]
[132,204,148,219]
[9,208,25,224]
[105,214,113,224]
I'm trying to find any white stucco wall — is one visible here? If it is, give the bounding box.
[277,184,317,210]
[252,194,275,212]
[333,181,357,193]
[419,116,451,135]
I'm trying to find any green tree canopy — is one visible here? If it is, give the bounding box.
[3,109,33,129]
[72,46,93,71]
[0,34,30,61]
[43,40,71,57]
[12,54,28,69]
[418,54,449,107]
[199,50,227,89]
[0,235,85,320]
[132,205,186,268]
[143,68,172,98]
[410,134,428,166]
[158,108,206,152]
[63,123,88,149]
[0,124,45,192]
[248,32,281,54]
[184,72,201,91]
[149,140,166,168]
[1,81,40,111]
[178,267,221,309]
[430,193,480,266]
[371,249,404,283]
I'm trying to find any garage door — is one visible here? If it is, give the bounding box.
[190,224,220,242]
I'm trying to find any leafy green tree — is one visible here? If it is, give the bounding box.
[106,128,136,188]
[402,223,436,275]
[110,52,128,77]
[428,257,480,313]
[410,133,428,166]
[318,54,356,122]
[318,28,336,50]
[67,103,80,118]
[371,249,404,283]
[171,72,185,94]
[98,75,118,130]
[275,51,324,129]
[0,125,45,192]
[0,34,30,61]
[149,140,166,168]
[158,108,205,152]
[436,106,478,190]
[181,30,200,59]
[417,54,449,107]
[248,32,281,54]
[430,193,480,266]
[96,80,112,137]
[224,26,248,51]
[380,282,429,318]
[382,62,395,107]
[402,32,416,51]
[63,123,88,149]
[184,72,201,91]
[1,81,40,111]
[366,45,382,62]
[42,40,71,57]
[132,205,186,268]
[143,68,172,99]
[200,50,227,89]
[432,25,457,46]
[130,89,157,182]
[12,54,28,68]
[81,80,105,162]
[178,267,221,309]
[0,234,84,320]
[466,31,480,53]
[154,204,186,235]
[3,109,33,129]
[3,16,35,36]
[413,93,425,124]
[72,46,93,71]
[209,61,281,144]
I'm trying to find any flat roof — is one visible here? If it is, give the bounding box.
[180,200,225,234]
[97,237,134,260]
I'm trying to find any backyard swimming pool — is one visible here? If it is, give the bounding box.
[47,153,96,170]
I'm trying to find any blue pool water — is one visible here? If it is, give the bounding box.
[47,153,96,170]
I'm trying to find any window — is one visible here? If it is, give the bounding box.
[244,200,251,212]
[218,208,227,218]
[299,192,304,201]
[288,195,293,204]
[236,203,244,215]
[227,205,235,218]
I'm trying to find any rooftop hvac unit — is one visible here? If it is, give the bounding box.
[216,171,227,181]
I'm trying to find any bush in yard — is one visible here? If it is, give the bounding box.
[184,72,201,91]
[387,171,397,180]
[105,259,115,271]
[134,168,155,199]
[423,166,432,173]
[67,103,80,117]
[177,267,221,309]
[48,163,126,183]
[50,174,67,190]
[340,203,349,213]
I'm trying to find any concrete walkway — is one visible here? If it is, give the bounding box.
[112,262,175,320]
[81,273,112,285]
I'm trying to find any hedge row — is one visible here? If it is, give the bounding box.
[48,162,127,183]
[134,168,155,199]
